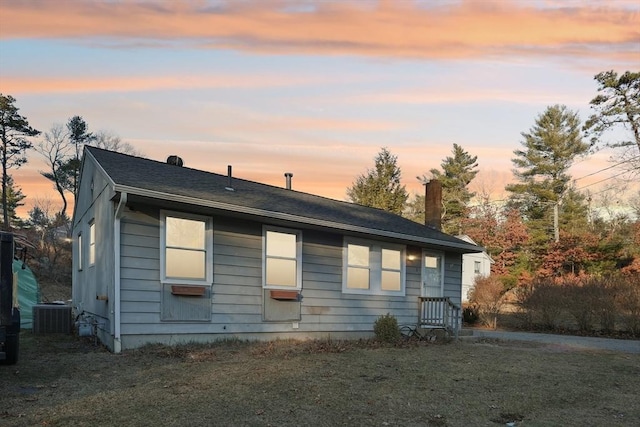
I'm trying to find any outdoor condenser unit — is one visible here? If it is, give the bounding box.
[32,304,72,334]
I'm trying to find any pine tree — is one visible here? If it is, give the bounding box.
[0,94,39,230]
[584,70,640,177]
[0,175,26,228]
[419,143,478,234]
[347,147,408,215]
[506,105,589,249]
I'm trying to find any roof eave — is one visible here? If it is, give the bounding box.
[114,184,482,253]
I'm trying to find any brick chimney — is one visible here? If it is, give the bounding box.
[424,180,442,230]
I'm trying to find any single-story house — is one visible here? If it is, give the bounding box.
[456,235,494,303]
[72,147,482,352]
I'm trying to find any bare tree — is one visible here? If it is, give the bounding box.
[91,130,143,156]
[36,124,74,218]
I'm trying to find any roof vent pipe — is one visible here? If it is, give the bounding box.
[225,165,235,192]
[167,155,183,167]
[284,172,293,190]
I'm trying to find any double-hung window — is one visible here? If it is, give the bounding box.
[160,211,213,285]
[88,221,95,266]
[343,238,405,296]
[263,226,302,289]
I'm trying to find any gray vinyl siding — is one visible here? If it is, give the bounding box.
[119,209,161,332]
[72,156,116,346]
[116,207,463,348]
[443,255,463,307]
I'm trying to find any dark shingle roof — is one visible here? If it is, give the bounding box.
[85,146,480,253]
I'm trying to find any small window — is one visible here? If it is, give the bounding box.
[474,261,481,275]
[77,233,83,271]
[343,238,405,296]
[161,211,213,285]
[88,221,95,266]
[263,227,302,289]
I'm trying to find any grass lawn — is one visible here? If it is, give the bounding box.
[1,332,638,426]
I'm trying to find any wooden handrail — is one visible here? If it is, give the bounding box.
[418,297,461,339]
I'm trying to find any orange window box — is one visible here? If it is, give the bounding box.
[171,285,206,296]
[270,290,300,301]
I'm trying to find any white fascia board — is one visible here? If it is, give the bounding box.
[114,184,482,253]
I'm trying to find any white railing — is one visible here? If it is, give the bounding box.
[418,297,461,339]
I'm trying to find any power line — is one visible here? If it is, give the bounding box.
[576,169,632,191]
[573,156,640,181]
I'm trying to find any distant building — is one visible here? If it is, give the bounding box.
[456,235,493,303]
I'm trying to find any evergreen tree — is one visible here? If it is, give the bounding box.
[0,175,26,228]
[418,143,478,234]
[584,71,640,156]
[0,94,39,230]
[60,116,94,197]
[347,147,408,215]
[559,187,590,236]
[403,193,425,224]
[506,105,589,250]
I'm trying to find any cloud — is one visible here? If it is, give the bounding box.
[347,87,588,108]
[1,0,637,66]
[1,74,327,95]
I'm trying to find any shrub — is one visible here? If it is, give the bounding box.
[519,278,566,330]
[468,276,506,329]
[462,306,479,325]
[373,313,401,343]
[616,273,640,336]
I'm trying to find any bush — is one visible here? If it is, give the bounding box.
[373,313,401,343]
[617,273,640,336]
[462,306,479,325]
[519,279,566,330]
[468,276,506,329]
[517,274,638,336]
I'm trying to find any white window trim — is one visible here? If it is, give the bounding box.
[160,210,213,286]
[421,250,444,297]
[77,232,83,271]
[88,220,96,267]
[342,237,406,296]
[262,225,302,290]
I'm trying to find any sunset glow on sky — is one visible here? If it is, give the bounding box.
[1,0,639,218]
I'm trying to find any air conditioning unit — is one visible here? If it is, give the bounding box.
[33,304,72,334]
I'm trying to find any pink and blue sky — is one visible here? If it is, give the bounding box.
[1,0,639,217]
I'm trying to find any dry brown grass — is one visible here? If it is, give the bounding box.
[1,333,638,426]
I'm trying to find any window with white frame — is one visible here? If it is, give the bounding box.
[343,238,405,296]
[474,260,481,275]
[77,233,83,271]
[88,221,95,266]
[160,211,213,285]
[263,227,302,289]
